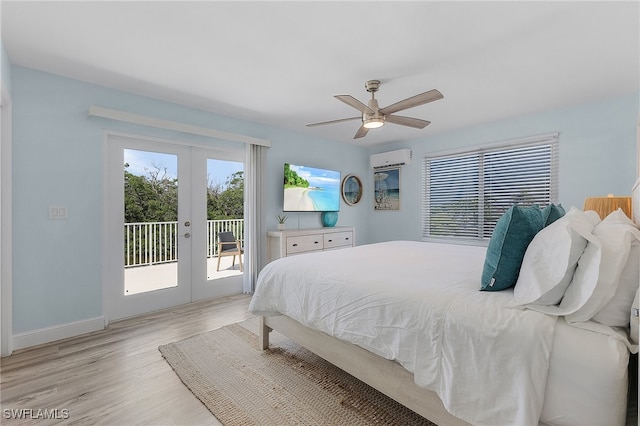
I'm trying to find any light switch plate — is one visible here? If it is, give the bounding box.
[49,205,68,220]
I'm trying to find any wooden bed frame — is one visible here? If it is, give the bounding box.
[259,315,470,426]
[258,183,640,425]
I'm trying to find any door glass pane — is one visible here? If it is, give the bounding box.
[206,159,244,281]
[123,149,178,295]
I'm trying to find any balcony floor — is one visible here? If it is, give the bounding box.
[124,256,243,295]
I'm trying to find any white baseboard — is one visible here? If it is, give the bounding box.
[12,317,105,351]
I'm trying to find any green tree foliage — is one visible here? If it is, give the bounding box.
[283,163,309,188]
[124,164,178,223]
[124,164,244,223]
[208,171,244,219]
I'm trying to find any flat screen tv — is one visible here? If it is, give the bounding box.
[283,163,341,212]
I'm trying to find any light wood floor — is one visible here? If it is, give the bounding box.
[0,293,253,425]
[2,294,637,425]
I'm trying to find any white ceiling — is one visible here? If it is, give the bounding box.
[2,1,638,146]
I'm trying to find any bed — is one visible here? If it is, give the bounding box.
[249,186,640,426]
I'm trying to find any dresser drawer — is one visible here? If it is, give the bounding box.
[267,227,355,262]
[286,235,324,255]
[323,231,353,249]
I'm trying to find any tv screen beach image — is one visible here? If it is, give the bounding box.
[283,163,340,211]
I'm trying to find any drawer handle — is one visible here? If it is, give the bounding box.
[328,239,333,242]
[292,243,298,247]
[314,241,320,244]
[345,237,350,240]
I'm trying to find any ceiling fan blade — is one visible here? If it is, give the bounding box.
[354,125,369,139]
[335,95,375,115]
[306,116,361,127]
[379,89,443,115]
[384,115,431,129]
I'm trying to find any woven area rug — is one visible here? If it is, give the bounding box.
[159,321,436,426]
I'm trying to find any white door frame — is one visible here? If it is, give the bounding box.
[1,84,13,356]
[104,134,192,321]
[102,131,244,323]
[190,147,244,301]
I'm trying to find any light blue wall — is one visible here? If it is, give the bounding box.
[366,92,640,243]
[10,63,639,335]
[11,66,369,334]
[1,42,11,95]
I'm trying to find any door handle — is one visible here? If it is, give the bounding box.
[183,233,191,238]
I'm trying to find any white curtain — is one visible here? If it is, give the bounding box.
[243,144,268,293]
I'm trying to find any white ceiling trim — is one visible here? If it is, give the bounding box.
[88,106,271,147]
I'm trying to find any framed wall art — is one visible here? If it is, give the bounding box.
[373,168,400,211]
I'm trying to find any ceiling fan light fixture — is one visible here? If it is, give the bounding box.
[307,81,443,139]
[363,117,384,129]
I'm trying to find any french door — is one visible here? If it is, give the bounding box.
[104,134,244,321]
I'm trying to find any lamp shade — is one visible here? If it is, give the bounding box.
[583,195,632,220]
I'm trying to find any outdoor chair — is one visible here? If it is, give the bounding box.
[216,231,243,272]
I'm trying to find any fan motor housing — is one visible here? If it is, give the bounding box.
[365,80,380,93]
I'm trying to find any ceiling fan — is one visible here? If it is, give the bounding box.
[307,80,443,139]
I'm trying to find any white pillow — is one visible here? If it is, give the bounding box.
[592,243,639,327]
[567,209,640,323]
[514,207,596,306]
[524,231,601,317]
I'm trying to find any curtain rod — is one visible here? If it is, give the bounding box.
[88,106,271,148]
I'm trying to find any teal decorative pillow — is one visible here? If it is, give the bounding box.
[542,203,565,226]
[481,205,545,291]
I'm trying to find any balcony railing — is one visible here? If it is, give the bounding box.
[124,219,244,268]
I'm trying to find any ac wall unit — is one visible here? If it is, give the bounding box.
[370,149,412,169]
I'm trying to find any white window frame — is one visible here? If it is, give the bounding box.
[422,133,559,245]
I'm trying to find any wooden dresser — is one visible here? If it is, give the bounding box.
[266,226,355,262]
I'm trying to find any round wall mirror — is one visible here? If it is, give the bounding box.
[341,174,363,206]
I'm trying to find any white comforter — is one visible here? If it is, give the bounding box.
[249,241,558,426]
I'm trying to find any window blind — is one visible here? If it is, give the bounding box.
[422,133,559,242]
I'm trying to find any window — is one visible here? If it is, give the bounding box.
[422,133,559,242]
